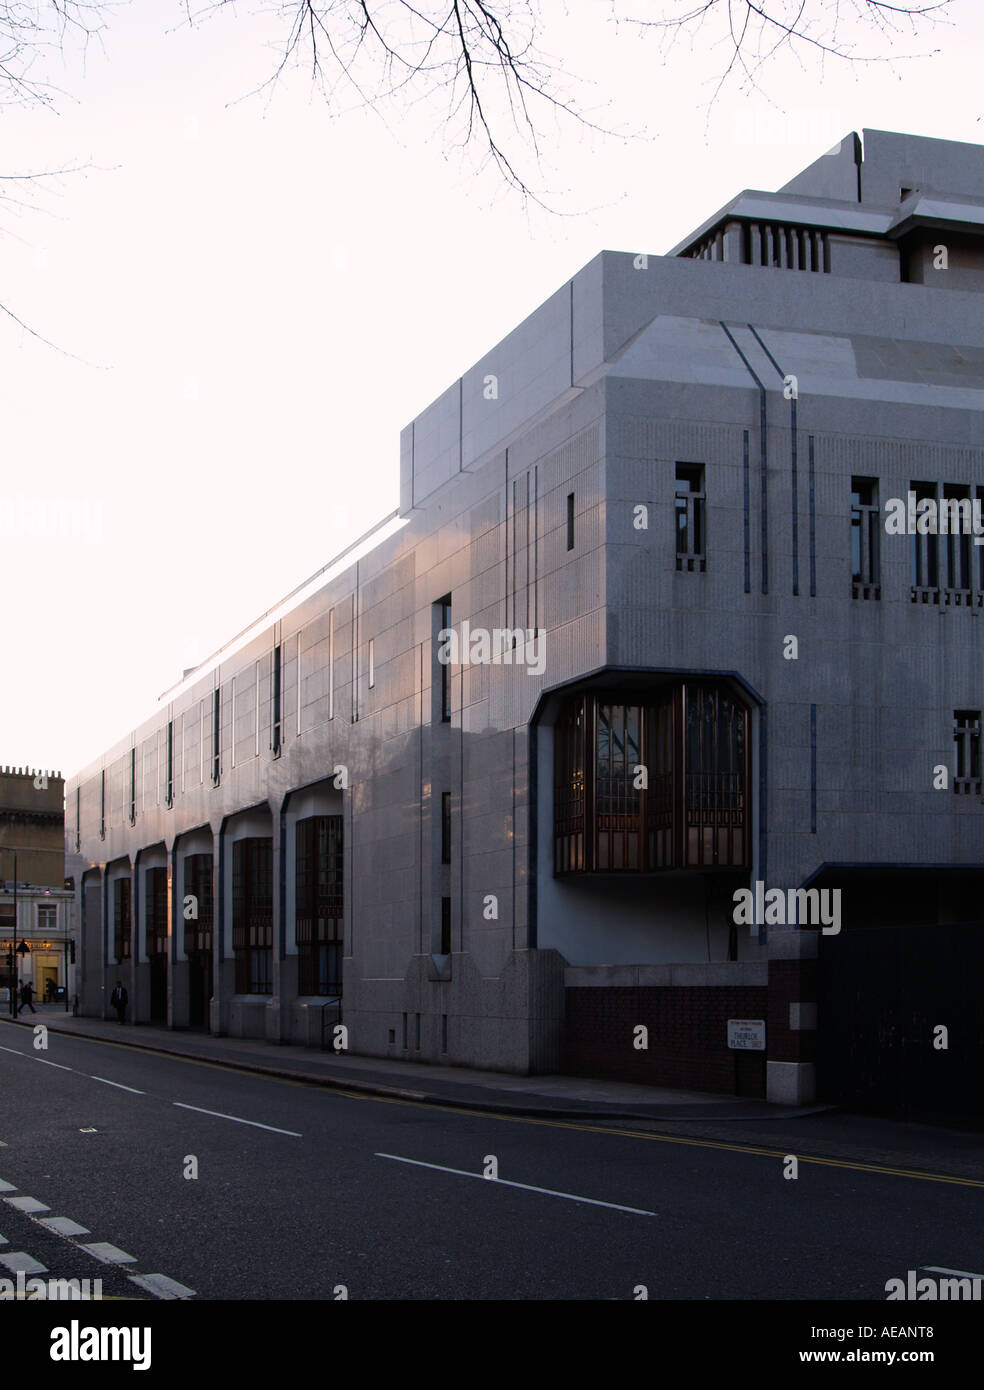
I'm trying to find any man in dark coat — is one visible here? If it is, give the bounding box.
[110,980,127,1024]
[20,981,36,1014]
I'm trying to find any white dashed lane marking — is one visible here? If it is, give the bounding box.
[91,1076,145,1094]
[129,1273,196,1300]
[40,1217,90,1236]
[4,1196,50,1213]
[0,1251,47,1274]
[0,1176,195,1298]
[81,1242,137,1265]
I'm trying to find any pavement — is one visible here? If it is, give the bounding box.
[0,1002,825,1123]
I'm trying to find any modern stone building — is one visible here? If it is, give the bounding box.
[67,129,984,1112]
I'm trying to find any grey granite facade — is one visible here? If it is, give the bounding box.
[67,129,984,1099]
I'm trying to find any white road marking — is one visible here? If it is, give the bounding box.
[35,1059,73,1071]
[375,1153,658,1216]
[0,1235,8,1246]
[4,1196,50,1213]
[81,1242,136,1265]
[0,1251,47,1274]
[172,1102,301,1136]
[128,1273,197,1300]
[922,1265,984,1280]
[91,1076,144,1094]
[0,1046,25,1056]
[40,1217,91,1237]
[0,1180,17,1192]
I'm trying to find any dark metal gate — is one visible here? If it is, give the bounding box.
[817,922,984,1129]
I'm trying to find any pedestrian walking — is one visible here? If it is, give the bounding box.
[20,981,36,1014]
[110,980,127,1024]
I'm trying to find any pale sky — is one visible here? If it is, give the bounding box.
[2,0,981,779]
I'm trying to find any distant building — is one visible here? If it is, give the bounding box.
[0,765,65,888]
[66,130,984,1118]
[0,766,75,1005]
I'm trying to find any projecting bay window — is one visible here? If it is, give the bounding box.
[942,485,973,605]
[295,816,343,997]
[554,683,751,875]
[911,481,940,603]
[113,878,131,962]
[954,711,982,796]
[851,476,880,599]
[232,838,273,994]
[675,464,705,572]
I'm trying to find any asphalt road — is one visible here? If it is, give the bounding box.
[2,1023,983,1301]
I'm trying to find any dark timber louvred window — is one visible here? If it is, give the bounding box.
[295,816,343,997]
[554,683,751,874]
[232,838,273,994]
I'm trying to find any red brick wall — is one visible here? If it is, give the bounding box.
[563,985,769,1095]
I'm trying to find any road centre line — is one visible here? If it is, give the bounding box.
[375,1152,658,1215]
[360,1095,984,1190]
[172,1102,302,1136]
[5,1024,981,1189]
[35,1059,74,1071]
[922,1265,984,1280]
[91,1076,145,1094]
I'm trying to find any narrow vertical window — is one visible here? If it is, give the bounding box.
[850,476,880,599]
[675,464,706,572]
[368,637,375,690]
[212,687,220,785]
[100,769,106,839]
[941,484,972,604]
[566,491,575,551]
[441,792,451,864]
[166,720,174,807]
[297,630,304,734]
[441,1014,448,1053]
[75,786,81,852]
[272,644,282,755]
[911,481,939,603]
[199,700,205,784]
[327,611,334,721]
[231,676,237,769]
[440,896,452,955]
[954,711,981,795]
[129,747,136,825]
[255,660,260,756]
[435,596,452,723]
